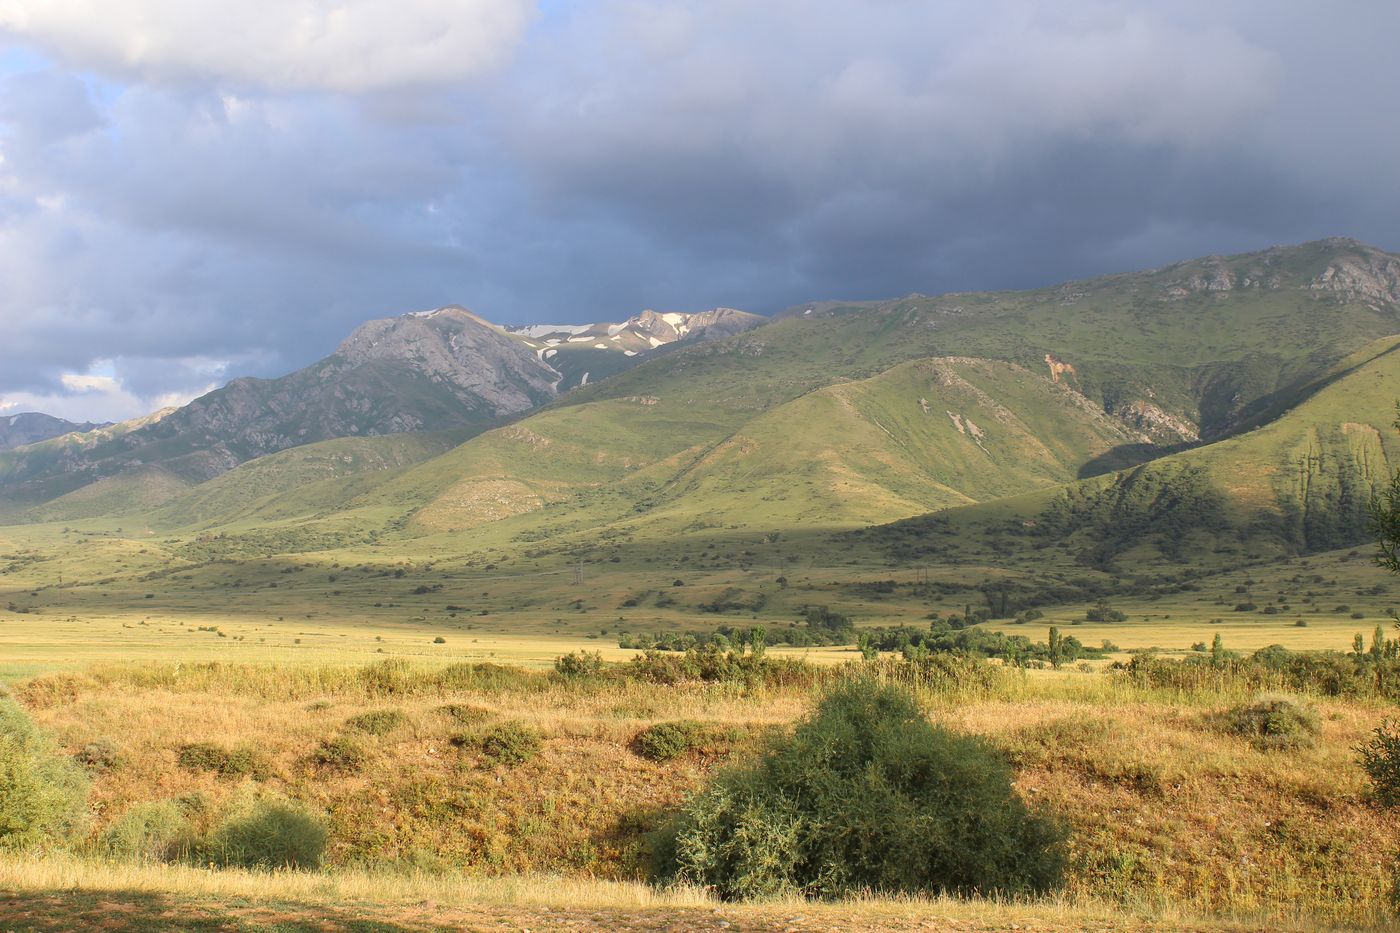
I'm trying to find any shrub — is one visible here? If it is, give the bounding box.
[1224,694,1320,751]
[311,735,367,772]
[74,739,120,772]
[176,742,269,779]
[554,651,605,678]
[478,722,542,767]
[632,721,705,762]
[0,700,89,850]
[1359,720,1400,807]
[436,703,493,725]
[344,708,408,736]
[204,797,328,870]
[100,800,196,862]
[652,680,1065,899]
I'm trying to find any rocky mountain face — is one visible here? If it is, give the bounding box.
[0,307,569,498]
[0,305,770,505]
[509,307,764,354]
[0,412,110,451]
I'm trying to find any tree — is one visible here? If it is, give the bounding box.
[749,626,767,658]
[1047,626,1063,670]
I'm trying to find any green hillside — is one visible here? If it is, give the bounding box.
[861,335,1400,574]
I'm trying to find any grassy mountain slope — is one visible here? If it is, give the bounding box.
[862,335,1400,572]
[146,430,470,531]
[172,356,1148,562]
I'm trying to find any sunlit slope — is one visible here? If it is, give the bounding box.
[864,336,1400,569]
[616,357,1146,531]
[146,431,468,530]
[265,356,1148,552]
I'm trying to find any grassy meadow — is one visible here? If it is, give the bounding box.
[4,506,1400,931]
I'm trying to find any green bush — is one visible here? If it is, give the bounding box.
[0,700,89,850]
[632,721,705,762]
[344,708,408,736]
[1224,694,1320,751]
[653,680,1065,899]
[100,800,196,862]
[311,735,368,771]
[554,651,605,677]
[204,797,328,870]
[1359,720,1400,807]
[478,722,542,767]
[176,742,269,779]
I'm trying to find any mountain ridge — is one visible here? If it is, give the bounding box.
[0,412,112,451]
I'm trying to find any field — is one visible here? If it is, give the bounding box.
[2,653,1398,931]
[3,506,1400,931]
[9,533,1398,933]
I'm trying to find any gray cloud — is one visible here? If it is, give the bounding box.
[0,0,1397,419]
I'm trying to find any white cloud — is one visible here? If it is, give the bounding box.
[0,361,217,422]
[0,0,536,92]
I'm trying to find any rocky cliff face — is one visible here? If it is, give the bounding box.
[0,412,110,451]
[628,307,765,343]
[0,307,567,496]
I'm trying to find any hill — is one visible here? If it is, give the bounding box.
[858,334,1400,575]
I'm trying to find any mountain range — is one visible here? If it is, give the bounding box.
[2,237,1399,575]
[0,412,110,451]
[0,306,762,517]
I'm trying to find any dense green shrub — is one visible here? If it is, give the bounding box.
[1358,720,1400,807]
[1223,694,1320,750]
[344,708,408,735]
[632,721,706,762]
[0,700,89,850]
[176,742,269,779]
[652,680,1065,900]
[100,800,196,862]
[478,722,542,767]
[204,797,327,870]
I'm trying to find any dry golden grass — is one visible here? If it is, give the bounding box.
[0,853,1371,932]
[9,660,1398,928]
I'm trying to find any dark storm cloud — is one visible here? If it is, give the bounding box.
[0,0,1396,419]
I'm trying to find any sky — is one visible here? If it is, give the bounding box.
[0,1,1397,422]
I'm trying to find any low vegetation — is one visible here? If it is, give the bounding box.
[1223,694,1320,751]
[653,680,1066,899]
[0,699,88,851]
[0,642,1395,927]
